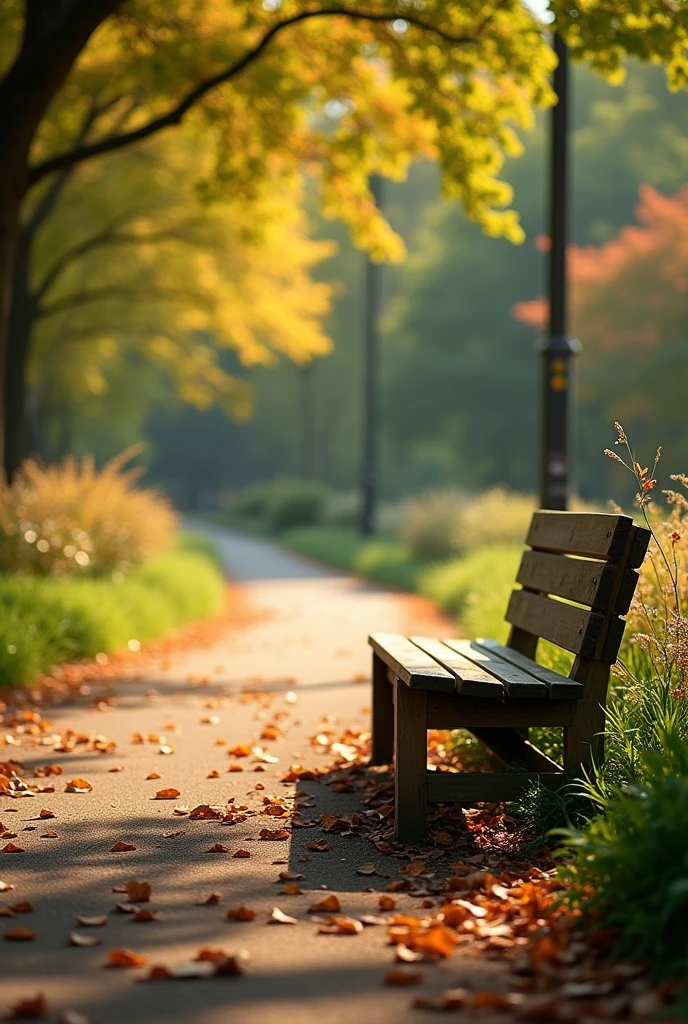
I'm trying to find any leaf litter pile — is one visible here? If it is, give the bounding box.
[0,667,684,1022]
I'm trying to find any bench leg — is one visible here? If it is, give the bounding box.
[371,654,394,765]
[394,681,428,841]
[564,660,609,777]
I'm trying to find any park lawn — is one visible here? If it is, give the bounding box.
[0,533,225,688]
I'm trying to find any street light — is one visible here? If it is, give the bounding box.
[537,33,581,510]
[360,173,384,536]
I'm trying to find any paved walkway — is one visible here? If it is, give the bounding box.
[1,529,515,1024]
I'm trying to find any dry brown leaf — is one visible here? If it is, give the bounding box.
[385,969,422,986]
[228,744,252,758]
[65,779,92,794]
[9,901,33,914]
[145,772,161,780]
[105,948,148,968]
[206,770,220,779]
[197,892,221,906]
[306,839,330,852]
[259,828,289,841]
[308,894,341,913]
[317,916,362,935]
[132,909,159,923]
[378,895,396,911]
[40,832,59,839]
[433,831,453,846]
[277,870,303,882]
[233,849,250,858]
[154,788,180,800]
[280,883,303,895]
[75,915,108,927]
[226,906,255,922]
[2,842,24,853]
[125,881,151,903]
[6,993,47,1018]
[355,863,377,876]
[69,932,102,947]
[207,843,229,853]
[4,926,37,941]
[110,842,136,852]
[227,763,244,773]
[38,809,55,820]
[189,805,221,820]
[269,907,298,925]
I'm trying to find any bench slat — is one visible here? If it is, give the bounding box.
[442,639,548,698]
[474,638,584,699]
[517,550,638,614]
[409,637,504,699]
[427,771,565,804]
[368,633,455,692]
[506,590,625,663]
[526,511,633,560]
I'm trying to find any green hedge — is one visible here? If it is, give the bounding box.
[0,533,225,687]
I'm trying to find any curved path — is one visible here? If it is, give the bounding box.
[0,528,515,1024]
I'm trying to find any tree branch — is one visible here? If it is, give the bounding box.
[28,5,487,186]
[38,282,201,318]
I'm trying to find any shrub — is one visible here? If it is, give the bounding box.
[0,448,177,577]
[264,480,330,532]
[398,488,464,560]
[226,481,276,520]
[558,735,688,984]
[0,538,224,687]
[320,491,361,529]
[452,487,536,555]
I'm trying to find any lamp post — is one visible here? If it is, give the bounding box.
[537,32,581,510]
[360,173,384,536]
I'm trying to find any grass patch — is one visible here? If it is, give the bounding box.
[0,532,225,688]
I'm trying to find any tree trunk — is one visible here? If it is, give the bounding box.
[0,172,25,481]
[4,226,36,479]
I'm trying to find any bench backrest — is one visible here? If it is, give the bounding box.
[506,511,651,674]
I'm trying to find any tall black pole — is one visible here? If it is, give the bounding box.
[360,174,383,536]
[537,33,581,510]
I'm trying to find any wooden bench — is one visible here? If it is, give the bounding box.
[368,511,651,841]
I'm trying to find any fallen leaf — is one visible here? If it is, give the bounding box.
[306,839,330,852]
[433,831,453,846]
[108,767,124,774]
[145,772,161,780]
[451,898,488,918]
[385,969,422,986]
[114,904,136,914]
[308,894,341,913]
[154,789,180,800]
[125,881,151,903]
[378,895,396,911]
[158,746,174,755]
[189,805,221,820]
[395,944,424,962]
[317,916,362,935]
[9,901,33,914]
[105,948,148,968]
[132,909,159,922]
[278,871,303,882]
[233,849,250,858]
[259,828,289,841]
[207,843,229,853]
[4,926,37,941]
[356,863,377,876]
[6,993,46,1018]
[65,779,92,794]
[197,893,221,906]
[227,764,244,773]
[226,906,255,922]
[269,907,298,925]
[69,932,101,947]
[110,842,136,852]
[40,832,59,839]
[228,744,251,758]
[280,883,303,895]
[206,770,220,779]
[2,842,24,853]
[75,915,108,927]
[0,880,15,891]
[38,809,55,820]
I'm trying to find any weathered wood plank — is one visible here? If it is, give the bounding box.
[475,638,584,700]
[627,525,652,569]
[505,590,625,663]
[395,682,428,840]
[409,636,504,699]
[443,638,548,698]
[427,772,567,804]
[526,511,633,560]
[426,693,577,729]
[517,551,638,614]
[368,633,454,692]
[470,727,563,773]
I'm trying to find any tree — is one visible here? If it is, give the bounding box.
[18,125,335,466]
[0,0,561,477]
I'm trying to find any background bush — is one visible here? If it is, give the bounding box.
[0,535,224,687]
[452,487,535,555]
[225,479,331,533]
[0,448,177,577]
[398,488,464,560]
